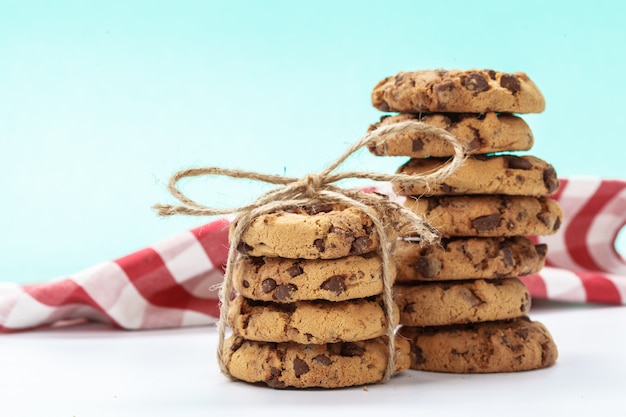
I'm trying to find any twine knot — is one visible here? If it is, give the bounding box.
[154,120,466,385]
[303,173,324,196]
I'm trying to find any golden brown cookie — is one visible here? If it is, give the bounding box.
[235,203,396,259]
[394,155,559,197]
[394,236,546,282]
[223,335,411,388]
[397,317,558,373]
[367,112,534,157]
[232,253,391,302]
[227,295,399,344]
[404,195,563,237]
[372,69,545,114]
[394,278,531,327]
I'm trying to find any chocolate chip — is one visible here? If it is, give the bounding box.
[434,80,454,93]
[379,101,390,112]
[535,243,548,257]
[439,183,453,193]
[230,337,244,352]
[541,342,550,366]
[368,143,383,156]
[313,354,332,366]
[320,275,346,295]
[471,214,501,232]
[553,216,562,231]
[412,138,424,151]
[500,73,521,94]
[477,259,488,272]
[411,345,426,365]
[520,293,530,312]
[313,238,325,252]
[414,256,442,279]
[350,237,372,254]
[485,69,497,80]
[293,357,310,378]
[467,138,481,151]
[543,166,559,194]
[236,241,253,254]
[434,80,455,105]
[536,212,552,227]
[286,263,304,278]
[515,328,530,339]
[250,256,265,267]
[274,284,297,302]
[473,154,489,161]
[242,280,250,288]
[403,303,415,313]
[506,156,532,170]
[426,198,440,211]
[462,288,485,308]
[266,367,285,388]
[463,72,489,93]
[500,246,514,268]
[437,281,455,290]
[340,342,365,357]
[307,204,333,215]
[262,278,277,293]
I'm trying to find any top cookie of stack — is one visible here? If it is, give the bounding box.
[372,69,545,115]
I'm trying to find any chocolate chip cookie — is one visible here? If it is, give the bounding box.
[235,203,395,259]
[395,236,546,282]
[397,317,558,373]
[232,253,390,302]
[404,195,563,237]
[228,295,399,344]
[368,112,534,157]
[372,69,545,114]
[394,278,530,327]
[394,155,559,197]
[223,335,411,388]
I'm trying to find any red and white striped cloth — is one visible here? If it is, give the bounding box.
[1,177,625,332]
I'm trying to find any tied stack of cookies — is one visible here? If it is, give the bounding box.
[368,69,561,373]
[222,203,411,388]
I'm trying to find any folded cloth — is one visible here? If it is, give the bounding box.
[1,177,624,332]
[522,177,626,304]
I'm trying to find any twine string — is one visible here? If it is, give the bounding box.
[154,120,466,384]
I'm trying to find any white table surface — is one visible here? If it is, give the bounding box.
[2,300,625,417]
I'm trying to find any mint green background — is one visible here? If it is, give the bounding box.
[1,0,625,284]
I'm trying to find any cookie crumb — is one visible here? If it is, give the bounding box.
[363,386,369,392]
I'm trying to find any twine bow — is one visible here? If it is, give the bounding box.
[154,120,466,384]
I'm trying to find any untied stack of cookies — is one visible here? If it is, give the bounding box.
[222,203,410,388]
[368,69,561,373]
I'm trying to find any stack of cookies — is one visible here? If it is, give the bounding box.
[367,69,561,373]
[221,203,411,388]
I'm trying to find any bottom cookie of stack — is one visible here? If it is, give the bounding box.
[397,317,558,373]
[222,335,410,388]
